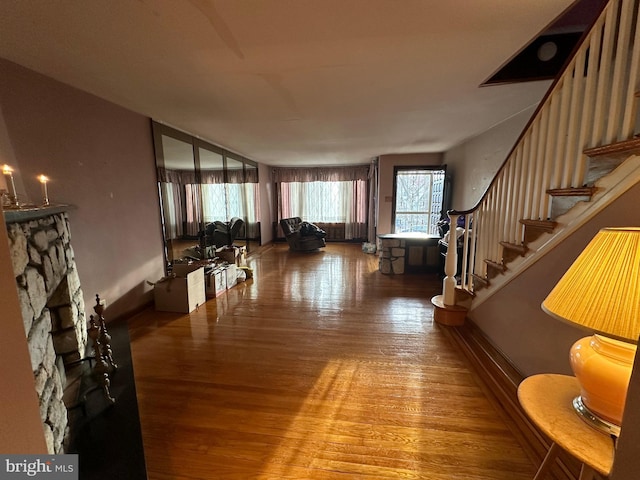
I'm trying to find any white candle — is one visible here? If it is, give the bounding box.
[2,164,18,204]
[38,174,49,205]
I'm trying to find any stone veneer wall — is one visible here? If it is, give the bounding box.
[378,238,405,274]
[6,211,87,454]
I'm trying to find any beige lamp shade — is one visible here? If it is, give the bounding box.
[542,227,640,343]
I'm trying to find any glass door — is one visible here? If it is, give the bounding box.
[392,167,446,235]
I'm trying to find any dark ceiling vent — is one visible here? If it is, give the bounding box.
[482,0,607,86]
[483,32,584,85]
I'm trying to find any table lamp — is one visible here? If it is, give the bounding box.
[542,227,640,436]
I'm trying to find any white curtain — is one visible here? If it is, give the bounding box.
[200,182,260,238]
[274,165,369,240]
[160,182,184,240]
[278,179,368,240]
[161,158,259,238]
[243,183,260,238]
[201,184,227,222]
[184,184,203,236]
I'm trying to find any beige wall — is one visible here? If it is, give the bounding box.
[470,181,640,376]
[440,98,640,376]
[377,153,443,235]
[439,98,640,377]
[0,58,165,321]
[443,105,536,211]
[0,58,284,450]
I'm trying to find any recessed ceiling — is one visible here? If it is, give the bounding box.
[483,0,605,85]
[0,0,578,166]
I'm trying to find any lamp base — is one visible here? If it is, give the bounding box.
[573,395,620,437]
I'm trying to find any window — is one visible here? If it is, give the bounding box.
[200,182,257,226]
[392,168,445,235]
[274,166,370,240]
[280,181,366,223]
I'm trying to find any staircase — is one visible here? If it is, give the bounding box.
[433,0,640,322]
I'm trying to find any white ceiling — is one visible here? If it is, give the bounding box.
[0,0,577,166]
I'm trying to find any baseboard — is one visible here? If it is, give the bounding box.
[439,320,582,480]
[110,299,154,325]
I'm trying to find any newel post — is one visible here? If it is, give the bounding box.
[442,212,458,306]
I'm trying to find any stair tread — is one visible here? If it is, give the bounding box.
[584,138,640,159]
[471,273,489,286]
[484,259,506,271]
[499,241,527,254]
[456,285,475,298]
[520,219,557,231]
[546,186,596,196]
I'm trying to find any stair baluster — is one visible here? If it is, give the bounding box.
[435,0,640,317]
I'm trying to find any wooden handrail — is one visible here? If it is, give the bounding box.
[450,0,610,218]
[442,0,640,302]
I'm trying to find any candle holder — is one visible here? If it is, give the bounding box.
[2,164,20,209]
[38,174,50,206]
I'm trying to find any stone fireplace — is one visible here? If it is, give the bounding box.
[5,206,88,454]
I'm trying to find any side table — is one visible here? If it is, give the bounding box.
[517,374,615,480]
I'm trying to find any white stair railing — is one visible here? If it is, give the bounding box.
[442,0,640,304]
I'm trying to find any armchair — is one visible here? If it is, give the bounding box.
[280,217,326,252]
[200,217,245,249]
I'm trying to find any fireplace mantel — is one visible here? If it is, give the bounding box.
[3,204,73,223]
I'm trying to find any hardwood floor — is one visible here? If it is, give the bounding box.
[128,243,536,479]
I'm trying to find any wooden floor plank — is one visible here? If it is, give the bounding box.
[129,243,535,479]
